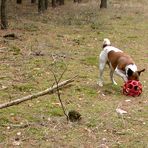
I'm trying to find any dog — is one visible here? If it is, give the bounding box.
[98,38,145,87]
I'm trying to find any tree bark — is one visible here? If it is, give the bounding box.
[45,0,48,10]
[1,0,8,29]
[0,77,76,109]
[59,0,64,5]
[16,0,22,4]
[100,0,107,8]
[38,0,45,13]
[31,0,36,3]
[52,0,56,8]
[74,0,81,3]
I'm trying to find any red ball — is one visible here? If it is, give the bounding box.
[123,80,142,97]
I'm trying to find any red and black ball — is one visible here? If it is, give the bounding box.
[123,80,142,97]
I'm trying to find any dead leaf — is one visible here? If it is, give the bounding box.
[116,108,127,115]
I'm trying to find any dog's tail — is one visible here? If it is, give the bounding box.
[103,38,111,48]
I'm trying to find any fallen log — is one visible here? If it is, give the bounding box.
[0,76,76,109]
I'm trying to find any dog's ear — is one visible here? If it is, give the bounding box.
[138,69,145,76]
[127,68,133,77]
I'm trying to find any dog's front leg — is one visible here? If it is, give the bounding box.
[114,68,128,82]
[110,70,117,85]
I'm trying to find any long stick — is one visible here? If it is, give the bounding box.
[0,77,76,109]
[50,68,69,121]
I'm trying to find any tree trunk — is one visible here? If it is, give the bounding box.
[100,0,107,8]
[31,0,36,3]
[74,0,81,3]
[59,0,64,5]
[56,0,59,5]
[38,0,45,13]
[16,0,22,4]
[45,0,48,10]
[53,0,64,7]
[1,0,8,29]
[52,0,56,8]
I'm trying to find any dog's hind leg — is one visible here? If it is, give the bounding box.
[98,63,106,86]
[98,52,107,87]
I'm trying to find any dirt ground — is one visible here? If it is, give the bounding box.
[0,0,148,147]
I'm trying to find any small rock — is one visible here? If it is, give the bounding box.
[7,126,11,130]
[47,117,51,121]
[17,132,21,136]
[78,97,83,101]
[102,138,107,142]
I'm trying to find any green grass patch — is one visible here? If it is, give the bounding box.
[0,117,10,125]
[49,108,63,116]
[12,83,35,92]
[23,23,39,32]
[81,56,98,66]
[9,46,21,55]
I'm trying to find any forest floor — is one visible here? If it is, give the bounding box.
[0,0,148,147]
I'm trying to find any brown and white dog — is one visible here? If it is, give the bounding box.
[98,38,145,87]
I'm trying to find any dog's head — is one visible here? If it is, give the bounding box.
[127,68,145,81]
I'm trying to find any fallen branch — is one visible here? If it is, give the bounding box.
[0,76,77,109]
